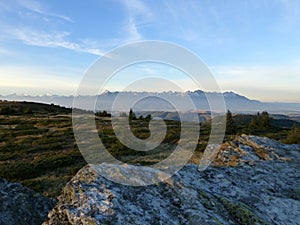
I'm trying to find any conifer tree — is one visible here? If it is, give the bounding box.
[226,110,236,135]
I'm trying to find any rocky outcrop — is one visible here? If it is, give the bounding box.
[214,134,300,166]
[0,178,55,225]
[43,135,300,225]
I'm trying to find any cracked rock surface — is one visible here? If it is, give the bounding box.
[43,135,300,225]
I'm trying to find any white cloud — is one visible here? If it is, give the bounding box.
[0,0,151,55]
[0,0,106,55]
[119,0,154,42]
[0,0,108,56]
[125,17,142,41]
[122,0,152,20]
[7,27,105,56]
[16,0,73,22]
[0,47,16,56]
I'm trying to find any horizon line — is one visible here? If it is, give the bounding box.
[1,90,300,104]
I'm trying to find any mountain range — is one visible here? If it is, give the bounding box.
[1,90,300,114]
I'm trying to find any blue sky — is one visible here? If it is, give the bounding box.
[0,0,300,102]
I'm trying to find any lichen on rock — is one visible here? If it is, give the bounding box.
[43,135,300,225]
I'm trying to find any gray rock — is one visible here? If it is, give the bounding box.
[0,178,55,225]
[43,135,300,225]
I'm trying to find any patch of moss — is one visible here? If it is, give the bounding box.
[198,190,215,210]
[213,217,225,225]
[219,197,266,225]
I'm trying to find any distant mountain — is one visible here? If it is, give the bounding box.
[1,91,300,113]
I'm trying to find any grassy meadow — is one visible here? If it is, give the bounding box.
[0,101,299,198]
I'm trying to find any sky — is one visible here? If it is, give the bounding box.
[0,0,300,102]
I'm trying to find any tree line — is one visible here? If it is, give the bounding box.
[225,110,300,144]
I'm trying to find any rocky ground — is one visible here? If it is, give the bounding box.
[42,135,300,225]
[0,177,55,225]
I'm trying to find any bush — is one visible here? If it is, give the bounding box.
[285,124,300,144]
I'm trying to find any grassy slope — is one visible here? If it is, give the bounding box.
[0,101,86,197]
[0,101,299,198]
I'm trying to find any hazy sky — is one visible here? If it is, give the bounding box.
[0,0,300,102]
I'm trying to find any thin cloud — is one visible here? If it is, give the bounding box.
[16,0,73,22]
[9,27,104,56]
[0,0,151,56]
[122,0,152,20]
[0,47,16,57]
[119,0,153,42]
[125,17,142,41]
